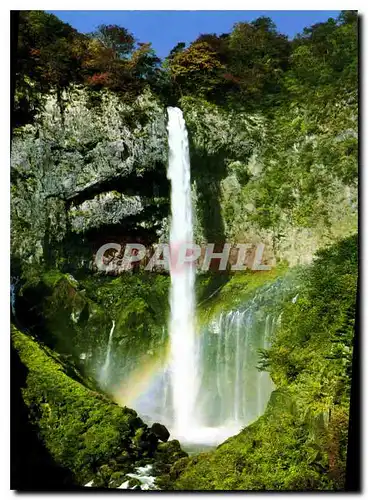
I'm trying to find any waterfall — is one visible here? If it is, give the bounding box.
[10,282,16,316]
[166,107,198,437]
[10,277,19,317]
[129,112,298,447]
[100,320,115,386]
[131,274,296,446]
[194,281,290,430]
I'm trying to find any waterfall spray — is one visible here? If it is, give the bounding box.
[167,107,198,436]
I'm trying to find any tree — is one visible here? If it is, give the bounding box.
[167,42,186,59]
[285,11,358,101]
[167,41,225,97]
[195,33,230,64]
[89,24,135,59]
[84,25,161,95]
[14,10,85,125]
[226,17,290,107]
[129,42,161,82]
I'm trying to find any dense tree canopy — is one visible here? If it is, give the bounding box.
[286,11,358,102]
[13,10,358,123]
[14,11,162,125]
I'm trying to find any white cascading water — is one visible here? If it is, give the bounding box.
[166,107,199,438]
[196,303,277,429]
[100,320,115,386]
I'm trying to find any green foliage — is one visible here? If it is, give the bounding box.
[164,16,290,109]
[81,272,170,381]
[167,41,226,98]
[15,10,357,120]
[15,11,85,125]
[181,84,357,263]
[196,264,288,327]
[268,235,357,409]
[165,11,356,110]
[11,326,156,485]
[17,268,171,394]
[17,270,111,379]
[163,391,334,490]
[286,11,358,103]
[15,12,162,126]
[226,17,290,108]
[153,441,188,479]
[248,96,357,233]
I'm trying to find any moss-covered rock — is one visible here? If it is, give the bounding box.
[154,440,189,482]
[16,270,111,382]
[15,269,171,390]
[11,326,186,488]
[196,263,289,327]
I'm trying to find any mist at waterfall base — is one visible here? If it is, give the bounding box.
[132,282,285,448]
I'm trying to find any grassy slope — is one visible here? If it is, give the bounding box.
[196,263,289,327]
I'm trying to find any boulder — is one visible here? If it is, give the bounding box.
[151,422,170,442]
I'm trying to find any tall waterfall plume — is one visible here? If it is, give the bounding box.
[166,107,199,437]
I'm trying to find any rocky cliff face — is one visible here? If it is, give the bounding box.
[11,87,357,275]
[181,95,357,267]
[11,86,169,269]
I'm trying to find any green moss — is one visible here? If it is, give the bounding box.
[154,440,188,480]
[79,272,171,382]
[164,390,333,490]
[196,262,289,327]
[17,269,171,396]
[11,326,154,486]
[41,270,67,288]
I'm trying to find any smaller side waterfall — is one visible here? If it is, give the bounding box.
[100,320,115,386]
[10,277,19,317]
[195,284,282,430]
